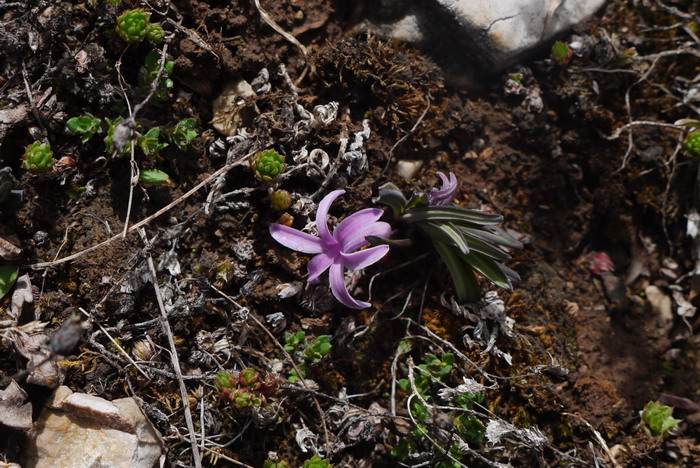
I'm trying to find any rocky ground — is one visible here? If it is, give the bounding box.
[1,0,700,467]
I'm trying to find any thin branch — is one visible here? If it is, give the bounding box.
[140,229,202,468]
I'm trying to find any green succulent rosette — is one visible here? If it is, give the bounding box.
[251,150,285,182]
[22,141,54,173]
[116,9,150,42]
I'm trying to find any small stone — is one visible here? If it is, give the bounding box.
[364,0,605,75]
[211,80,257,136]
[25,386,163,468]
[396,160,423,180]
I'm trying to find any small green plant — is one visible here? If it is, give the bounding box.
[0,265,18,299]
[301,455,333,468]
[145,23,164,42]
[251,150,285,182]
[284,331,332,382]
[138,50,174,104]
[66,113,102,143]
[137,127,168,157]
[392,351,486,465]
[375,172,521,303]
[215,368,280,412]
[684,131,700,158]
[139,169,171,185]
[22,141,55,173]
[270,189,293,211]
[169,119,198,150]
[641,401,680,437]
[262,460,289,468]
[116,9,163,43]
[551,41,573,65]
[104,117,131,157]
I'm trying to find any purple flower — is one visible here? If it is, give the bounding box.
[428,171,458,206]
[269,190,391,309]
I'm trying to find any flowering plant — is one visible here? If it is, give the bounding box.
[269,190,391,309]
[375,172,521,303]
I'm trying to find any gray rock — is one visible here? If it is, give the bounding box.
[25,386,163,468]
[362,0,605,82]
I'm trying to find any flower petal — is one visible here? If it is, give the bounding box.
[339,245,389,270]
[334,208,384,247]
[329,263,370,309]
[342,221,393,252]
[269,224,323,254]
[308,253,335,283]
[316,189,345,240]
[428,171,458,206]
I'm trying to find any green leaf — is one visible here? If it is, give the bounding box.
[139,169,170,185]
[66,114,102,143]
[419,222,470,255]
[397,339,413,355]
[456,233,511,261]
[0,265,19,299]
[374,185,408,218]
[403,205,503,225]
[456,225,523,249]
[460,250,512,291]
[434,241,480,303]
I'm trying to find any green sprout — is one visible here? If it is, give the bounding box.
[0,265,18,299]
[251,150,285,182]
[22,141,55,173]
[138,50,174,104]
[641,401,681,437]
[66,113,102,143]
[551,41,573,65]
[283,331,332,383]
[375,173,521,303]
[169,119,198,150]
[137,127,168,157]
[301,455,333,468]
[685,131,700,158]
[139,169,171,186]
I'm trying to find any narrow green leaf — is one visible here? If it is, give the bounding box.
[458,233,511,261]
[460,250,512,291]
[403,206,503,225]
[456,225,523,249]
[434,241,480,303]
[0,265,19,299]
[419,222,469,255]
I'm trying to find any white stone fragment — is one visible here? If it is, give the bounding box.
[25,386,163,468]
[396,160,423,180]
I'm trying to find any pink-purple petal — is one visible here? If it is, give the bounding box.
[307,252,335,283]
[342,221,393,252]
[315,189,345,240]
[269,224,323,254]
[339,245,390,270]
[428,171,458,206]
[329,263,370,309]
[334,208,384,247]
